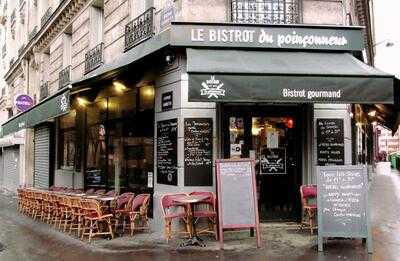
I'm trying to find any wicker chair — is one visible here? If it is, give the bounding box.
[58,196,73,231]
[69,197,85,237]
[160,194,190,242]
[190,191,218,239]
[81,199,114,242]
[299,184,318,234]
[129,194,150,236]
[113,192,135,234]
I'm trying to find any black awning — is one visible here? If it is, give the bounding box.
[187,49,395,104]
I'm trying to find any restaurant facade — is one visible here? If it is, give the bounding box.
[1,0,397,232]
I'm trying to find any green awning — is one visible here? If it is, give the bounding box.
[1,88,70,137]
[187,49,395,104]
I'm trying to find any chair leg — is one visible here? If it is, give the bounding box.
[108,219,114,239]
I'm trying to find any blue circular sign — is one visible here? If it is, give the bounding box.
[15,95,34,112]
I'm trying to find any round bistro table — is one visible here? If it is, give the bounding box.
[172,194,210,247]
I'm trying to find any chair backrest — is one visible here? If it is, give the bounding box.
[81,199,102,218]
[160,193,187,217]
[85,188,95,195]
[300,184,317,207]
[105,190,117,197]
[189,191,215,209]
[131,194,150,213]
[95,189,106,195]
[115,192,135,210]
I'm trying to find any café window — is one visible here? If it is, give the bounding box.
[58,110,76,169]
[84,85,155,193]
[231,0,301,24]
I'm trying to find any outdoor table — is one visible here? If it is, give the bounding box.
[172,194,210,247]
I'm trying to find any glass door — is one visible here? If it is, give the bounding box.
[222,105,302,221]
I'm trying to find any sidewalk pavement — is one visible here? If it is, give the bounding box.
[1,169,400,260]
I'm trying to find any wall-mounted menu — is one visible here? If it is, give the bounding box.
[157,119,178,185]
[317,165,372,252]
[184,118,213,186]
[317,119,344,166]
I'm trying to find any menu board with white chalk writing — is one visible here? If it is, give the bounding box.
[317,165,371,252]
[157,119,178,185]
[317,119,345,166]
[184,118,213,186]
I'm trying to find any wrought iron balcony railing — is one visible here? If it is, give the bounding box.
[59,65,71,89]
[231,0,300,24]
[84,42,103,74]
[9,58,15,68]
[39,82,49,101]
[10,8,16,24]
[28,26,38,41]
[41,7,52,27]
[124,7,155,51]
[2,44,5,58]
[18,44,25,57]
[19,0,25,8]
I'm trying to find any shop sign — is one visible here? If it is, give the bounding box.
[171,23,364,51]
[160,0,175,32]
[200,75,226,99]
[15,94,34,112]
[161,91,173,111]
[260,147,286,175]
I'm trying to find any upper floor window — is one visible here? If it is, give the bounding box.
[231,0,300,24]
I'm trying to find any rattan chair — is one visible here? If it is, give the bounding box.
[300,184,318,234]
[160,194,191,242]
[69,197,85,237]
[81,199,114,242]
[129,194,150,236]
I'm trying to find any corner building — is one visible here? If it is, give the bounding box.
[0,0,397,232]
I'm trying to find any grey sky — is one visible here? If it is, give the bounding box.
[373,0,400,77]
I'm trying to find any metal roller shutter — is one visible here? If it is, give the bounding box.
[3,146,19,192]
[34,125,51,188]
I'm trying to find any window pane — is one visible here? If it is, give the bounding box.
[87,99,107,126]
[108,91,136,120]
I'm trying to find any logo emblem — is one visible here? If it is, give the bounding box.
[60,94,68,112]
[200,75,226,99]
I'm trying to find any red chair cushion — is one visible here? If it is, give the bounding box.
[302,186,317,198]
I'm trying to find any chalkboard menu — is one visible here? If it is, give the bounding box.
[260,147,286,174]
[184,118,213,186]
[316,119,345,166]
[317,165,372,253]
[157,119,178,185]
[85,169,102,186]
[216,159,261,248]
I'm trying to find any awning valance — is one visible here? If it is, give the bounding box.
[187,49,395,104]
[1,88,70,137]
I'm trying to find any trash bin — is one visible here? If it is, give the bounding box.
[390,154,397,169]
[396,156,400,171]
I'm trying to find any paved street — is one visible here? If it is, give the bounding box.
[1,171,400,261]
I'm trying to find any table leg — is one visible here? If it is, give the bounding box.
[180,203,205,247]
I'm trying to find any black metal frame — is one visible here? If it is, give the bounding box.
[124,8,155,52]
[39,82,49,101]
[231,0,301,24]
[58,65,71,89]
[41,7,52,27]
[84,42,104,74]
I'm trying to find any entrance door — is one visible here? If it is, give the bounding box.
[222,105,302,221]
